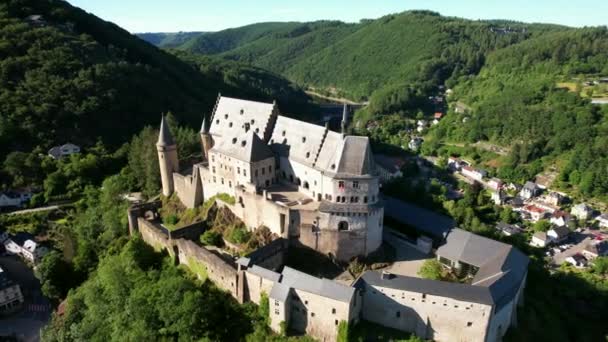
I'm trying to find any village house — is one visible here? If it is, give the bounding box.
[550,211,572,227]
[408,137,423,151]
[0,267,24,314]
[521,204,548,222]
[547,226,570,245]
[571,203,593,221]
[530,231,548,247]
[495,222,524,236]
[487,178,503,191]
[447,156,464,171]
[374,155,405,182]
[594,213,608,228]
[519,181,540,199]
[565,254,588,268]
[48,143,80,159]
[545,192,565,206]
[3,232,48,264]
[461,166,486,182]
[491,190,506,205]
[582,241,608,260]
[0,190,32,209]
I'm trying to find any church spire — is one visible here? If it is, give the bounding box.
[341,103,349,134]
[157,114,175,146]
[200,116,209,134]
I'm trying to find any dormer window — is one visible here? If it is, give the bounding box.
[241,140,246,147]
[244,123,250,131]
[216,119,220,124]
[251,119,255,124]
[255,128,259,133]
[224,114,228,119]
[232,138,237,144]
[331,164,336,170]
[282,130,286,136]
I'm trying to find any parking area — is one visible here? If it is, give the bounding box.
[0,256,51,342]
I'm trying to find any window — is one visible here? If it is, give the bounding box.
[338,221,348,231]
[275,300,279,306]
[237,167,240,174]
[353,181,359,188]
[302,136,307,143]
[243,170,247,177]
[269,165,272,173]
[328,195,332,201]
[282,130,286,136]
[422,294,426,299]
[221,178,224,185]
[311,312,315,317]
[240,109,244,115]
[396,311,401,318]
[332,308,336,314]
[228,181,232,188]
[212,155,215,162]
[212,166,216,173]
[229,122,233,127]
[467,322,473,327]
[275,309,279,315]
[363,196,368,203]
[335,320,338,326]
[338,181,345,189]
[305,300,308,305]
[213,176,216,183]
[341,197,346,203]
[306,152,310,158]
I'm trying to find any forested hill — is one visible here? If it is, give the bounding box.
[140,11,564,102]
[0,0,312,157]
[137,31,205,48]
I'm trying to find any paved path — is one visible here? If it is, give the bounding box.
[383,228,431,278]
[5,202,72,215]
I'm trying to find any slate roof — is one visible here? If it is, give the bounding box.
[269,115,326,168]
[209,96,275,142]
[7,232,34,246]
[357,271,494,305]
[212,130,274,163]
[248,265,281,282]
[157,115,175,146]
[495,222,523,235]
[383,196,455,239]
[436,228,529,311]
[522,181,538,191]
[279,266,355,303]
[550,225,570,238]
[336,136,373,176]
[269,281,291,302]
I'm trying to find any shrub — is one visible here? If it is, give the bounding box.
[418,259,443,280]
[163,214,178,226]
[200,230,223,247]
[227,226,251,244]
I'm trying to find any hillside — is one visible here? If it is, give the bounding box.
[0,0,312,158]
[137,31,205,48]
[427,27,608,198]
[146,12,565,105]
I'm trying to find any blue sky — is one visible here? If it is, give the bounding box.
[69,0,608,33]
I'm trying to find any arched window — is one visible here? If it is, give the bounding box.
[338,221,349,231]
[304,181,309,189]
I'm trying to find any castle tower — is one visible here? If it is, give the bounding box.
[341,103,349,134]
[200,117,213,161]
[157,115,179,197]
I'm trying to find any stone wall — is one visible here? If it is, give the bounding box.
[173,168,203,209]
[359,282,493,342]
[138,218,172,253]
[175,239,240,300]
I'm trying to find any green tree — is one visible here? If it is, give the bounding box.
[418,259,443,280]
[35,251,74,300]
[533,220,552,232]
[200,230,223,247]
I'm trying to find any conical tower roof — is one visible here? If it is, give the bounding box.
[157,115,175,146]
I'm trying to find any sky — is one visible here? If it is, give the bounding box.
[68,0,608,33]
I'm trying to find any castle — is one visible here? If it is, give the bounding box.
[157,95,383,261]
[132,95,528,341]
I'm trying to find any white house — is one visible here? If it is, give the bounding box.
[550,211,572,227]
[565,254,587,268]
[594,213,608,228]
[547,226,570,244]
[571,203,593,221]
[48,143,80,159]
[447,156,464,171]
[530,231,548,247]
[461,166,486,182]
[545,192,565,206]
[408,137,423,151]
[519,181,540,199]
[3,233,48,264]
[487,178,504,191]
[491,190,506,205]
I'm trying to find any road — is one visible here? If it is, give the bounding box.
[0,256,51,341]
[5,202,72,215]
[551,230,595,266]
